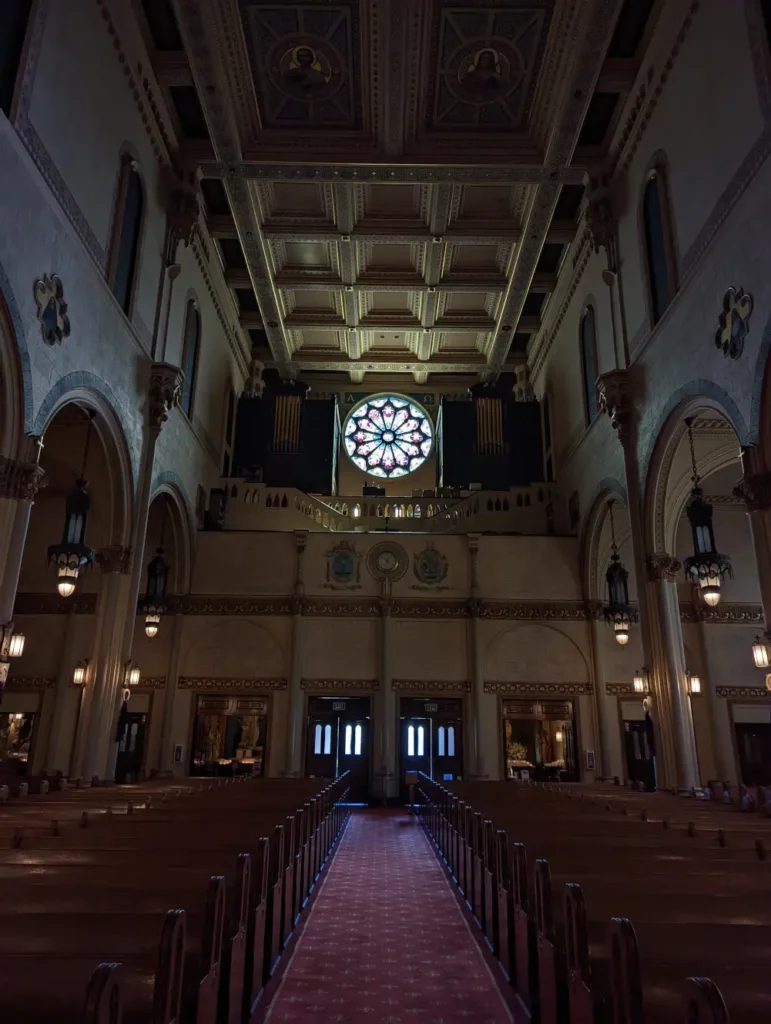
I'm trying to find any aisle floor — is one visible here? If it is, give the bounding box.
[265,810,513,1023]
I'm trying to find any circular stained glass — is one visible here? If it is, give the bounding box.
[343,394,433,479]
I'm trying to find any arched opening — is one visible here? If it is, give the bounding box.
[641,165,677,325]
[109,157,144,316]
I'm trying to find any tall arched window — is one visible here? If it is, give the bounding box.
[180,300,200,419]
[642,168,676,324]
[580,305,599,424]
[110,159,144,315]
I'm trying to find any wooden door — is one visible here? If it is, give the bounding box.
[623,720,656,791]
[433,719,463,781]
[305,697,371,802]
[735,723,771,785]
[115,712,146,784]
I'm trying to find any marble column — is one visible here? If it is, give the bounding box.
[285,530,308,776]
[597,370,678,789]
[0,445,46,689]
[590,615,624,779]
[100,363,184,782]
[466,536,482,776]
[647,553,700,790]
[158,612,185,774]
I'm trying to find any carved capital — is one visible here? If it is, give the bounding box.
[0,455,47,502]
[149,363,183,433]
[647,552,682,583]
[734,472,771,512]
[512,363,535,403]
[96,545,132,575]
[597,370,632,444]
[163,163,201,256]
[584,168,618,272]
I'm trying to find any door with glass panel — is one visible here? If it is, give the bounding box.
[400,698,464,796]
[305,696,370,801]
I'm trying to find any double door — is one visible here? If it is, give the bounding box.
[306,696,370,802]
[735,723,771,785]
[623,719,656,791]
[115,711,146,784]
[400,698,464,790]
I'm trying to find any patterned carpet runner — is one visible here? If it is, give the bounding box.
[265,809,513,1023]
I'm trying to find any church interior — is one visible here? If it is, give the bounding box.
[0,0,770,1020]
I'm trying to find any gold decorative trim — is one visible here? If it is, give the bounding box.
[13,593,97,615]
[178,677,287,691]
[679,603,763,624]
[715,685,771,699]
[485,681,593,696]
[392,679,471,693]
[303,598,381,617]
[301,679,379,692]
[605,682,636,696]
[133,676,166,691]
[479,600,589,621]
[175,597,294,615]
[5,676,55,690]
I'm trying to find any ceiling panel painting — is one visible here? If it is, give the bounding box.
[428,5,549,131]
[240,2,360,128]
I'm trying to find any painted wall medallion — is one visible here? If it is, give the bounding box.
[367,541,408,582]
[715,286,752,359]
[34,274,70,345]
[414,546,448,586]
[326,540,361,588]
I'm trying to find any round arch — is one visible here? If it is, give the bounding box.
[0,266,33,456]
[148,473,195,594]
[484,623,591,683]
[643,393,743,556]
[580,477,629,600]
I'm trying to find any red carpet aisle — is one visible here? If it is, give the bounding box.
[265,810,513,1023]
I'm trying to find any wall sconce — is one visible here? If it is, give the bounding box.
[124,661,140,687]
[72,659,89,686]
[633,668,649,694]
[554,729,563,742]
[752,635,770,669]
[687,671,701,695]
[1,624,25,659]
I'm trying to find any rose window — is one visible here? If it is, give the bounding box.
[343,395,433,478]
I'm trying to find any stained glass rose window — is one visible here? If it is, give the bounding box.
[343,395,433,478]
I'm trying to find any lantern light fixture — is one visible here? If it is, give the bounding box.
[603,500,635,645]
[752,635,770,670]
[633,668,649,694]
[139,510,170,640]
[124,661,140,688]
[47,411,97,597]
[682,418,732,607]
[72,659,89,686]
[687,672,701,695]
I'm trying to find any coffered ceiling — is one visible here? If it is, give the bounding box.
[155,0,657,384]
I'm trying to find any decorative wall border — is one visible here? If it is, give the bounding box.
[715,685,771,699]
[5,675,55,690]
[605,682,636,696]
[301,679,379,692]
[15,593,764,625]
[178,677,287,691]
[392,679,471,693]
[484,681,594,696]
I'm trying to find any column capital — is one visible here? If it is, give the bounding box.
[0,454,47,502]
[734,472,771,512]
[585,166,618,273]
[149,363,183,433]
[96,545,132,575]
[597,370,632,445]
[647,551,682,583]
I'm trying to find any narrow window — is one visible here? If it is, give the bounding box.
[448,726,456,758]
[580,306,599,424]
[437,726,446,758]
[180,300,200,419]
[417,725,425,758]
[542,393,554,482]
[354,724,362,756]
[323,723,332,756]
[344,724,353,756]
[313,723,322,755]
[642,170,675,324]
[0,1,32,116]
[111,161,144,315]
[407,725,415,757]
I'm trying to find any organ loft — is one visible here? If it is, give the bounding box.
[0,0,769,1020]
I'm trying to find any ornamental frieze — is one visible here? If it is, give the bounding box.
[303,598,381,618]
[13,593,97,615]
[5,676,55,690]
[715,686,771,699]
[178,677,287,691]
[395,599,469,619]
[679,603,763,624]
[392,679,471,693]
[479,600,591,621]
[174,596,294,616]
[605,683,636,696]
[131,677,166,691]
[301,679,379,692]
[484,682,594,697]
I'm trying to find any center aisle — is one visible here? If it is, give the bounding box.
[265,809,513,1023]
